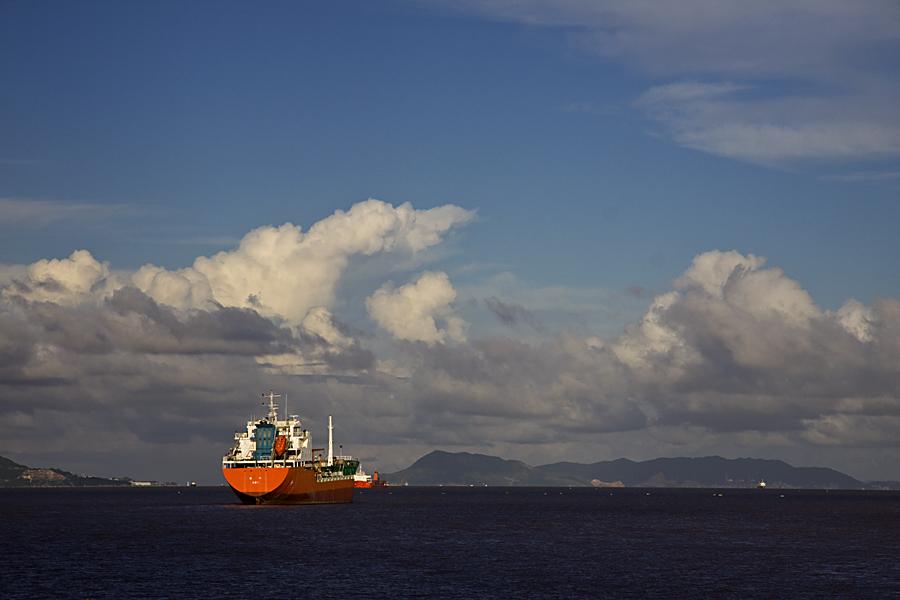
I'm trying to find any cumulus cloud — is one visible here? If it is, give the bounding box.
[131,265,214,310]
[833,299,874,343]
[614,251,833,380]
[674,250,821,326]
[367,271,467,344]
[2,249,122,305]
[615,251,900,417]
[674,249,765,297]
[383,250,900,471]
[612,290,694,373]
[133,199,473,323]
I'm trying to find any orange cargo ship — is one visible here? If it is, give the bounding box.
[222,392,355,505]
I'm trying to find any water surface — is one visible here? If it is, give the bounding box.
[2,486,898,598]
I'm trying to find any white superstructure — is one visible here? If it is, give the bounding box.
[353,465,373,485]
[223,391,312,466]
[222,391,358,477]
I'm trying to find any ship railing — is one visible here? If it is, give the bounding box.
[315,470,353,481]
[223,458,323,469]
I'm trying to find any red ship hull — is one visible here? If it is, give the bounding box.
[223,466,353,505]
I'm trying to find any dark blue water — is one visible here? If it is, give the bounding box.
[2,486,898,599]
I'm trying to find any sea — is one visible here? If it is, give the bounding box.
[2,486,898,599]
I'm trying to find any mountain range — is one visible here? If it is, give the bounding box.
[4,451,897,490]
[385,451,899,490]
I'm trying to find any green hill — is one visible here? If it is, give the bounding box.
[0,455,130,488]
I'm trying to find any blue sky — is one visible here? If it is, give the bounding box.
[2,1,900,481]
[4,1,899,309]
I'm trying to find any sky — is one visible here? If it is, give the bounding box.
[2,1,900,483]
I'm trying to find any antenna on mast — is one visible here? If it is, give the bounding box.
[262,391,281,422]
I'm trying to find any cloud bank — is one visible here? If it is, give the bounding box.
[2,198,900,480]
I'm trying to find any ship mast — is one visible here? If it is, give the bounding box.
[263,391,281,422]
[327,415,334,466]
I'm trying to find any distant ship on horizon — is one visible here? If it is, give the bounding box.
[353,466,386,489]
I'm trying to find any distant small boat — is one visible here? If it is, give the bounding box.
[353,466,386,488]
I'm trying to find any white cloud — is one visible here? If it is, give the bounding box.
[132,199,473,323]
[675,249,765,298]
[131,264,214,310]
[638,83,900,165]
[439,1,900,166]
[612,290,693,372]
[2,249,122,305]
[367,271,467,344]
[301,306,353,348]
[614,249,832,378]
[441,1,900,77]
[724,266,821,326]
[2,198,473,328]
[834,299,874,343]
